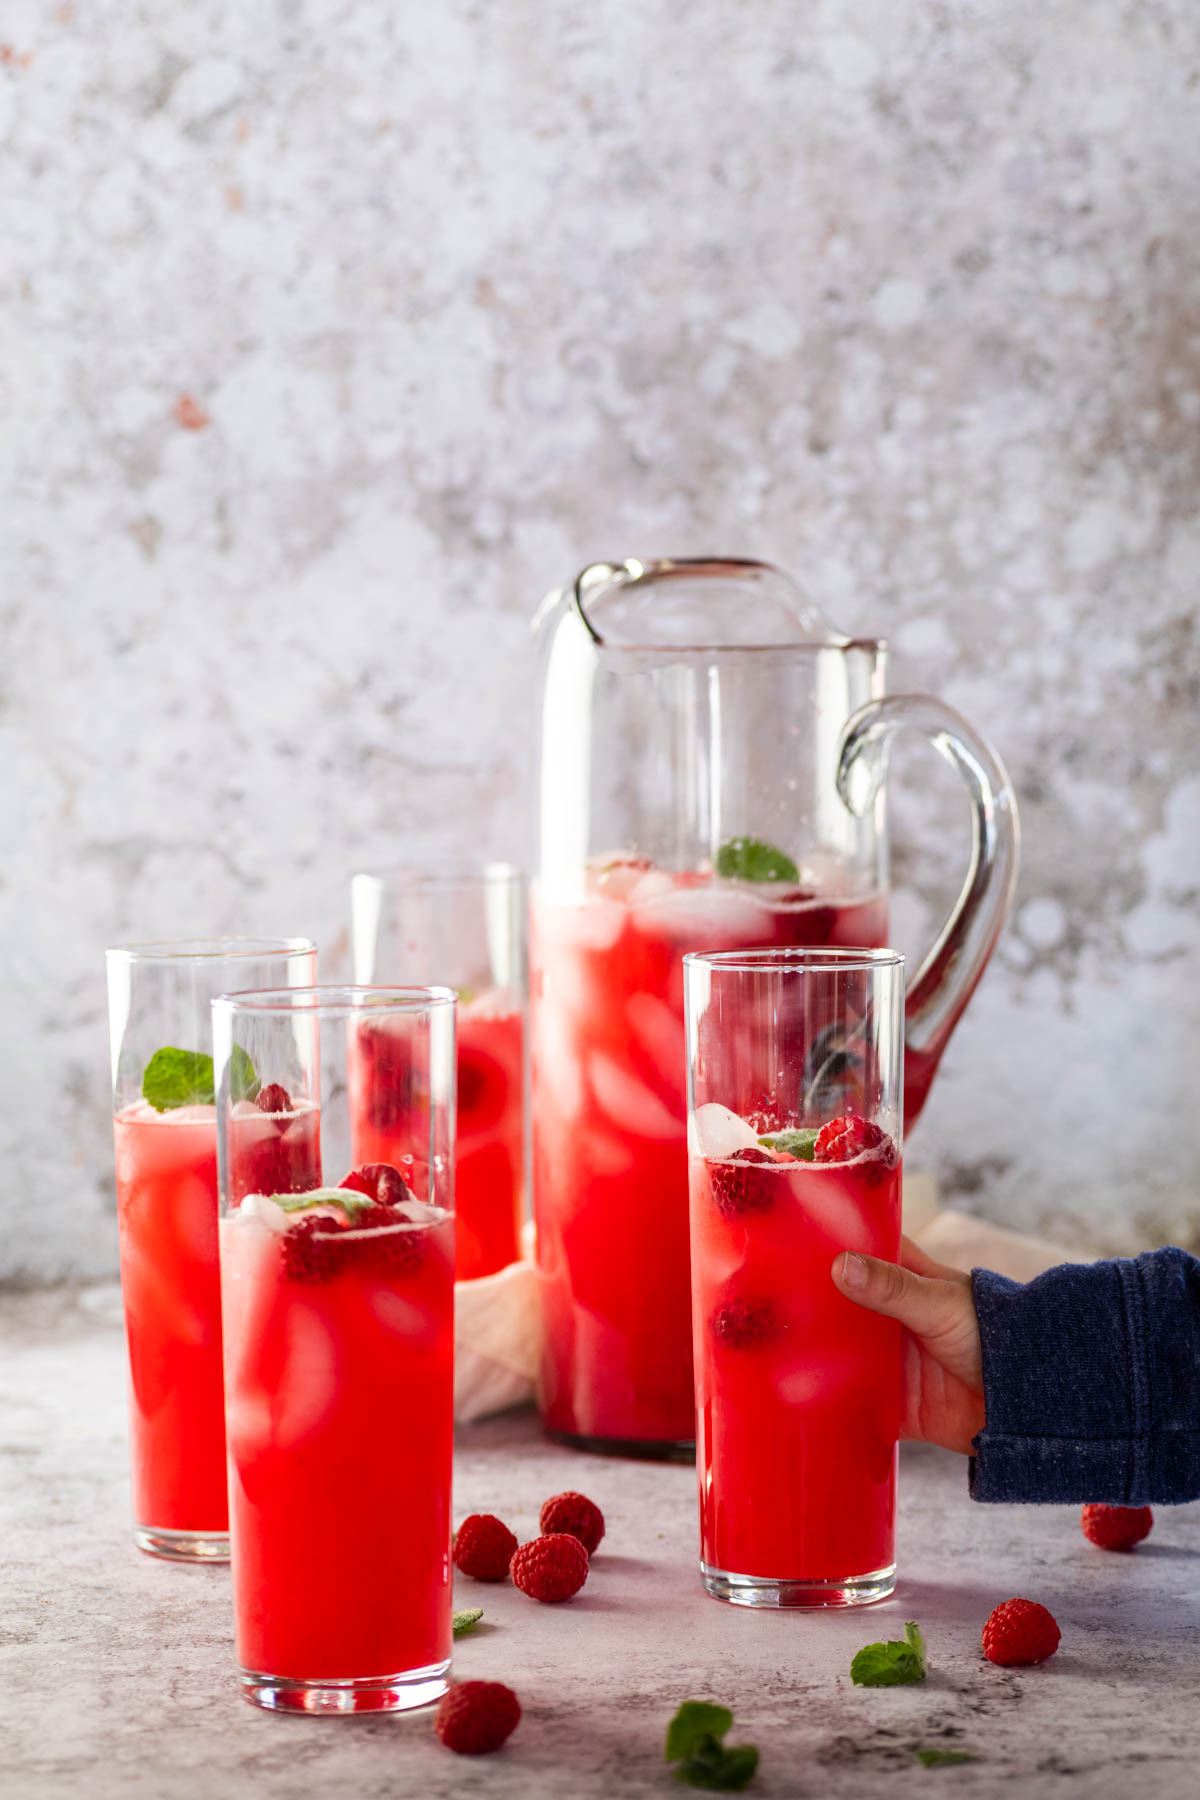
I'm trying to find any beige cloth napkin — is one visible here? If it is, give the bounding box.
[452,1180,1101,1423]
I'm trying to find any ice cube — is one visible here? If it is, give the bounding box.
[236,1193,289,1233]
[688,1102,758,1159]
[161,1103,219,1123]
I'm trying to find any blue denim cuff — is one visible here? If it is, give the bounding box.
[968,1248,1200,1506]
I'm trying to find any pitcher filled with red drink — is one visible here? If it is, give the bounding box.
[530,557,1018,1457]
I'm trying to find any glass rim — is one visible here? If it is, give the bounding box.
[212,983,457,1018]
[351,861,524,892]
[579,638,884,660]
[106,936,315,965]
[683,946,905,975]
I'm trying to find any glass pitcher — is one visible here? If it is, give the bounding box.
[530,557,1019,1457]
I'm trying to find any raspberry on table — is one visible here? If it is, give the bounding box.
[435,1680,521,1755]
[511,1532,589,1603]
[708,1146,777,1218]
[813,1114,887,1163]
[981,1598,1061,1666]
[454,1513,519,1582]
[539,1491,605,1556]
[1081,1503,1154,1551]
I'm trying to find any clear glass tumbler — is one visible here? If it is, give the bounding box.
[105,937,316,1562]
[351,863,526,1281]
[214,986,456,1713]
[683,947,904,1607]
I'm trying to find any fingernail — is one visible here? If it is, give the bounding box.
[839,1252,869,1289]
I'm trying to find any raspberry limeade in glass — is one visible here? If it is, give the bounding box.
[684,947,904,1606]
[530,558,1017,1455]
[105,938,316,1562]
[215,986,455,1714]
[351,866,525,1281]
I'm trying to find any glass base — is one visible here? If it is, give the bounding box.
[545,1428,695,1463]
[134,1525,230,1563]
[239,1661,451,1714]
[701,1559,896,1608]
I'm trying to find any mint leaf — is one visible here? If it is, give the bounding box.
[452,1608,483,1638]
[758,1128,818,1160]
[850,1621,928,1687]
[229,1044,260,1103]
[666,1704,734,1764]
[915,1749,978,1768]
[142,1044,260,1111]
[273,1188,376,1220]
[142,1047,215,1111]
[674,1738,759,1790]
[715,836,799,884]
[666,1703,758,1792]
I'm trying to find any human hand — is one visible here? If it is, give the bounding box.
[832,1236,985,1455]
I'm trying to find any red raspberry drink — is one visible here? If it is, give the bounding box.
[221,1179,455,1707]
[683,947,905,1607]
[690,1110,900,1601]
[531,856,887,1453]
[214,983,456,1712]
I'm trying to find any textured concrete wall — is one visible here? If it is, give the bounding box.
[3,0,1199,1281]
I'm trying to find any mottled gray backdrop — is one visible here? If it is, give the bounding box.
[3,0,1198,1281]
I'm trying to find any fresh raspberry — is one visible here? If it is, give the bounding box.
[510,1532,589,1603]
[454,1513,519,1581]
[710,1295,783,1350]
[340,1163,411,1206]
[539,1491,605,1556]
[1081,1504,1154,1551]
[254,1082,292,1115]
[435,1681,521,1755]
[281,1212,349,1283]
[813,1114,886,1163]
[708,1146,777,1218]
[981,1598,1061,1666]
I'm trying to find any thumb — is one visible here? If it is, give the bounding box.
[832,1249,970,1345]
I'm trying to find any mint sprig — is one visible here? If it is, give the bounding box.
[452,1608,483,1638]
[665,1701,759,1791]
[715,836,799,884]
[758,1127,818,1161]
[915,1748,978,1768]
[142,1044,260,1111]
[272,1188,376,1221]
[850,1621,927,1687]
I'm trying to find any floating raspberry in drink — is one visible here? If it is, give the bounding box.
[281,1212,350,1283]
[981,1598,1060,1666]
[539,1490,605,1555]
[708,1146,777,1218]
[254,1083,292,1115]
[340,1162,411,1206]
[454,1513,519,1581]
[813,1114,886,1163]
[710,1294,783,1350]
[511,1532,589,1602]
[435,1680,521,1754]
[1081,1504,1153,1551]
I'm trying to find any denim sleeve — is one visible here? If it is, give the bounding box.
[969,1247,1200,1505]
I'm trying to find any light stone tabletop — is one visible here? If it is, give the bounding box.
[5,1286,1199,1800]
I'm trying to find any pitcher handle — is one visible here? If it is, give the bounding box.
[837,694,1020,1131]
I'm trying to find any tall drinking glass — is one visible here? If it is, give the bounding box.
[351,864,526,1280]
[105,937,316,1562]
[214,986,456,1713]
[683,947,904,1607]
